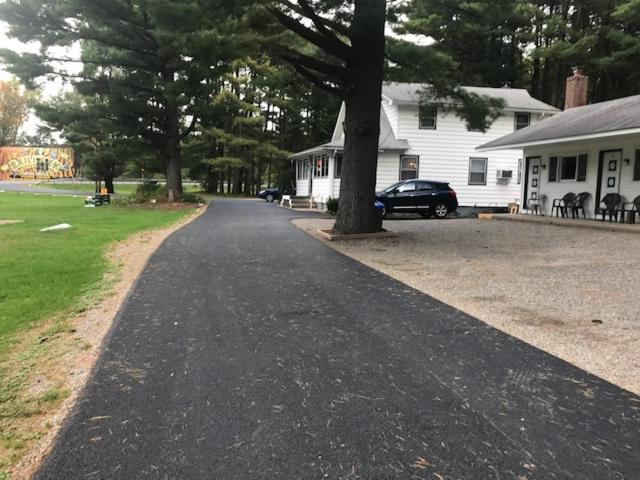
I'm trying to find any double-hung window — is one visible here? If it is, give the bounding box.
[468,157,488,185]
[400,155,419,180]
[419,105,437,129]
[313,155,329,178]
[296,159,309,180]
[515,112,531,131]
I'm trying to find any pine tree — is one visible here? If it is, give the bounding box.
[0,0,249,200]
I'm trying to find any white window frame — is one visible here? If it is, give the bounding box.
[554,153,589,182]
[399,155,419,180]
[419,105,437,130]
[468,157,488,185]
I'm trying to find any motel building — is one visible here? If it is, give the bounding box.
[479,69,640,221]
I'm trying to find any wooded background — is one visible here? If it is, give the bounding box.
[1,0,638,196]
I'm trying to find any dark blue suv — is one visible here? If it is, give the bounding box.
[375,180,458,218]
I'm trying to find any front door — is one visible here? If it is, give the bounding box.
[525,157,541,208]
[598,150,622,207]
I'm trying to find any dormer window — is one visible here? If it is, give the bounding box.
[515,112,531,131]
[419,105,437,130]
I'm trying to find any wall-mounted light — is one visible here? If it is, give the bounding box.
[624,158,631,165]
[541,164,547,170]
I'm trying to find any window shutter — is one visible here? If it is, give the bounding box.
[549,157,558,182]
[634,150,640,181]
[577,154,588,181]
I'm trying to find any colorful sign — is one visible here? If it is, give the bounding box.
[0,147,76,180]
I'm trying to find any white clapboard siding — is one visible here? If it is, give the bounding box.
[396,104,537,206]
[523,136,640,217]
[320,152,402,197]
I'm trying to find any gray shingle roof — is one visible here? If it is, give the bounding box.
[382,82,559,113]
[290,105,409,159]
[478,94,640,151]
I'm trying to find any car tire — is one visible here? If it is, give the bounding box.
[381,204,389,218]
[434,203,449,218]
[266,194,274,203]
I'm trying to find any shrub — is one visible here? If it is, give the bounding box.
[131,181,168,204]
[326,197,339,215]
[179,192,205,204]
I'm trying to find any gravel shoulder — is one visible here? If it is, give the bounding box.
[293,217,640,394]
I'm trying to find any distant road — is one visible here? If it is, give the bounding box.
[0,180,92,196]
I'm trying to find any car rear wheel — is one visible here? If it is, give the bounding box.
[266,194,274,203]
[434,203,449,218]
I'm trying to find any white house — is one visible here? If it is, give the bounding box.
[290,82,558,209]
[479,70,640,219]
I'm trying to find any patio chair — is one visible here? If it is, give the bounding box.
[598,193,622,222]
[528,195,546,215]
[551,192,576,218]
[620,195,640,224]
[573,192,591,219]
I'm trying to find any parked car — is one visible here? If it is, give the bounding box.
[257,187,281,202]
[375,180,458,218]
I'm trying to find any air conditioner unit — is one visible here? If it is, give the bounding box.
[497,169,513,184]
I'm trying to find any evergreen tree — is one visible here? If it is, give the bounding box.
[0,0,248,200]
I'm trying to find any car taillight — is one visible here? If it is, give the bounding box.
[449,189,457,198]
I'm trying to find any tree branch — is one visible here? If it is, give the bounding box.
[276,46,345,80]
[290,63,341,97]
[281,0,351,39]
[267,6,352,62]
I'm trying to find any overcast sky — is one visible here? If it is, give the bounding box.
[1,20,75,137]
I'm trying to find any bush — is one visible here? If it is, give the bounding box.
[178,192,205,204]
[326,197,339,215]
[131,181,168,204]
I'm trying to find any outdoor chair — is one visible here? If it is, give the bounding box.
[551,192,576,218]
[528,195,546,215]
[598,193,622,222]
[573,192,591,219]
[620,195,640,224]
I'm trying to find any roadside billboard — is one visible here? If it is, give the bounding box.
[0,147,76,181]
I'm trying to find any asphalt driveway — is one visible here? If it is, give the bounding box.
[36,199,640,479]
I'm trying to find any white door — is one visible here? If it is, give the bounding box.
[527,157,541,203]
[600,150,622,200]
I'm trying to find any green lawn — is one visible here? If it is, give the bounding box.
[0,192,192,350]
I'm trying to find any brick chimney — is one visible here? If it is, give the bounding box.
[564,67,589,110]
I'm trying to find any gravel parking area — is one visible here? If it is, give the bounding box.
[293,217,640,394]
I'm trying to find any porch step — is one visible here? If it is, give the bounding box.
[287,196,317,209]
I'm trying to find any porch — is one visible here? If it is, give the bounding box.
[520,136,640,220]
[479,211,640,234]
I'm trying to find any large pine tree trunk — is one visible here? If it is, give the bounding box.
[333,0,386,235]
[165,101,183,202]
